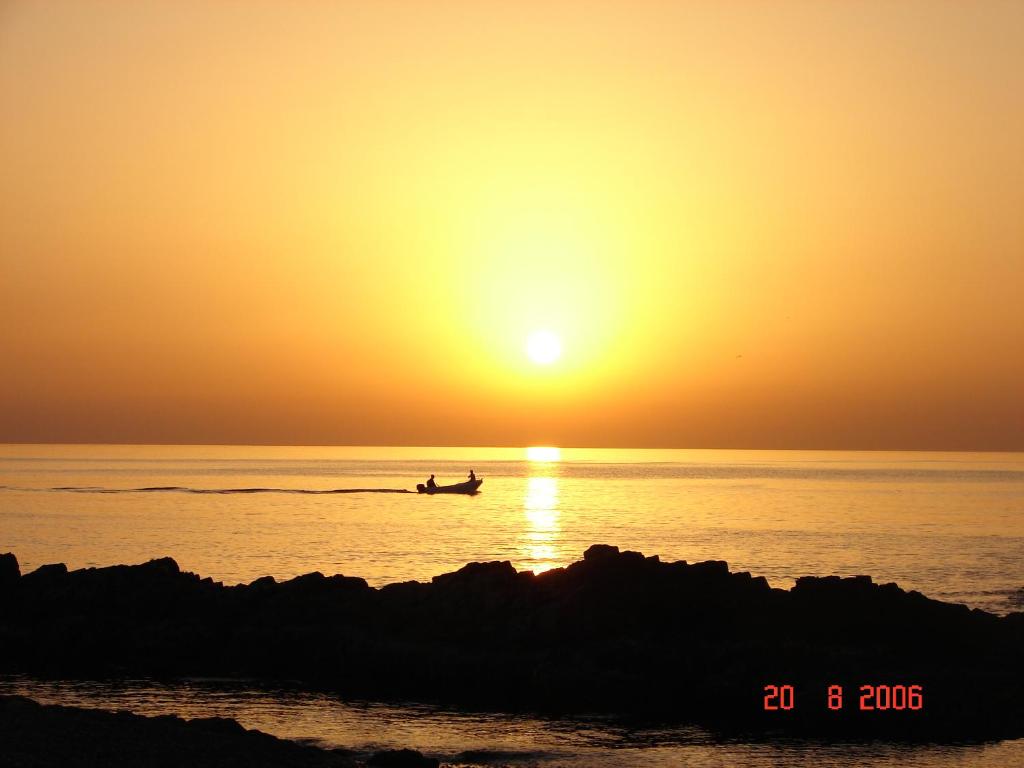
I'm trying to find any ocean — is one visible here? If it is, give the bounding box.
[2,444,1023,765]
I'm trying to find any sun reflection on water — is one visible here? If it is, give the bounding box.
[522,452,562,573]
[525,446,561,463]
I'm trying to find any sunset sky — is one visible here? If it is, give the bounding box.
[1,1,1022,449]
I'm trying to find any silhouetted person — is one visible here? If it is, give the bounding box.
[468,470,476,482]
[426,474,437,489]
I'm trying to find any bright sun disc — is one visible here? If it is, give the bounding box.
[526,331,562,365]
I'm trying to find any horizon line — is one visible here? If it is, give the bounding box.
[1,440,1022,455]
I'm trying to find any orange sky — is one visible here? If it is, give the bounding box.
[1,1,1022,450]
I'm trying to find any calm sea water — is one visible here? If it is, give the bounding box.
[2,444,1023,766]
[2,444,1023,611]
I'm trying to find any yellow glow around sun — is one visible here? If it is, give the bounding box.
[526,331,562,365]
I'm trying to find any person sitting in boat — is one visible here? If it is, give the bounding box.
[426,474,437,489]
[468,469,476,482]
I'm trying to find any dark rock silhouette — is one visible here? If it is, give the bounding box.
[20,561,67,585]
[367,748,439,767]
[0,552,19,589]
[0,694,356,767]
[1,546,1022,740]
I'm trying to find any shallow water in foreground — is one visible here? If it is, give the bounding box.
[3,677,1023,768]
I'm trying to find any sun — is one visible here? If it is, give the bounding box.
[526,330,562,365]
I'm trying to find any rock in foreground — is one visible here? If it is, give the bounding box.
[1,546,1022,740]
[0,694,354,767]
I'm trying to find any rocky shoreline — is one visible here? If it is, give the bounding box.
[1,546,1021,740]
[0,694,441,767]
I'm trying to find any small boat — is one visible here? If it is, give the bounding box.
[416,478,483,495]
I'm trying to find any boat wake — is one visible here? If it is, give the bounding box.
[43,486,413,495]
